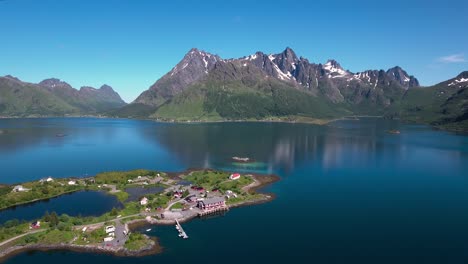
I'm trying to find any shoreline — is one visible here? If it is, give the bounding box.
[0,235,161,262]
[0,115,337,126]
[0,170,279,261]
[1,115,467,133]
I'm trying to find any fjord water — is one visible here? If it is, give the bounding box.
[0,191,122,224]
[1,118,468,263]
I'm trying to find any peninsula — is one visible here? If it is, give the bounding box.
[0,169,278,261]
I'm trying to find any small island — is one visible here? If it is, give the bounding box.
[0,169,278,261]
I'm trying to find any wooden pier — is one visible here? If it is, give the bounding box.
[175,219,188,239]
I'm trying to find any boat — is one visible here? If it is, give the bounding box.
[231,156,254,163]
[146,229,151,232]
[387,129,401,134]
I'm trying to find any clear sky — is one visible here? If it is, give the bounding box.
[1,0,467,102]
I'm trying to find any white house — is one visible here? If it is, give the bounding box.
[12,185,29,192]
[140,197,149,206]
[39,177,54,183]
[68,180,76,185]
[105,225,115,233]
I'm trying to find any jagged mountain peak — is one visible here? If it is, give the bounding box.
[173,48,221,74]
[279,47,299,62]
[322,59,349,78]
[39,78,73,89]
[386,66,419,88]
[99,84,114,91]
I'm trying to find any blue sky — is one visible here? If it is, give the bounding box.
[1,0,467,102]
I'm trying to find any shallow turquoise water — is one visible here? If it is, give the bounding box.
[1,117,468,263]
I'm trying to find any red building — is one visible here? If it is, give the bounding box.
[197,197,226,211]
[229,173,241,180]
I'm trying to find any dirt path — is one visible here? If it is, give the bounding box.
[0,229,46,248]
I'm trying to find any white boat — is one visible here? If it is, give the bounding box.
[146,229,151,232]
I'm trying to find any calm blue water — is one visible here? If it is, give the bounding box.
[0,191,122,224]
[1,117,468,263]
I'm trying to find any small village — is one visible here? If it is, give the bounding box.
[0,169,277,259]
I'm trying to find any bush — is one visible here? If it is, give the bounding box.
[24,235,39,244]
[3,219,20,228]
[57,222,71,231]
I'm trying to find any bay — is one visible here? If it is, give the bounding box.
[1,117,468,263]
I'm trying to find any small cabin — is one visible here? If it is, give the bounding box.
[229,173,241,180]
[30,221,41,229]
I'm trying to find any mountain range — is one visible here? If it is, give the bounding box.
[1,48,467,131]
[0,75,126,116]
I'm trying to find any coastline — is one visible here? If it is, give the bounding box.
[0,115,337,126]
[0,235,161,262]
[0,170,279,261]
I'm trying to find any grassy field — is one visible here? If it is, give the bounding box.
[124,233,149,251]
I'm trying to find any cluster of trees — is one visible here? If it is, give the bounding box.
[0,219,28,241]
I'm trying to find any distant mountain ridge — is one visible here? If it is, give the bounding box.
[1,47,466,131]
[0,75,126,116]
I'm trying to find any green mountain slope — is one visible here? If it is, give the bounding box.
[0,76,78,116]
[0,76,127,117]
[393,71,468,131]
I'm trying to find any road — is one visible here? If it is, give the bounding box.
[0,214,142,249]
[0,229,46,248]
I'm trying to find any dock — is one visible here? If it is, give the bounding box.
[175,219,188,239]
[198,206,229,217]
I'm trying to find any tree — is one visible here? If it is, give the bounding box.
[43,211,51,222]
[110,207,118,216]
[49,212,59,228]
[3,219,19,228]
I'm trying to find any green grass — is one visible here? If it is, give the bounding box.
[111,191,129,202]
[170,202,183,210]
[185,170,230,189]
[124,233,149,251]
[218,176,253,194]
[95,170,158,184]
[23,229,76,244]
[225,193,264,205]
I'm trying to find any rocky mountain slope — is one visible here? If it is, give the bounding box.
[123,47,419,120]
